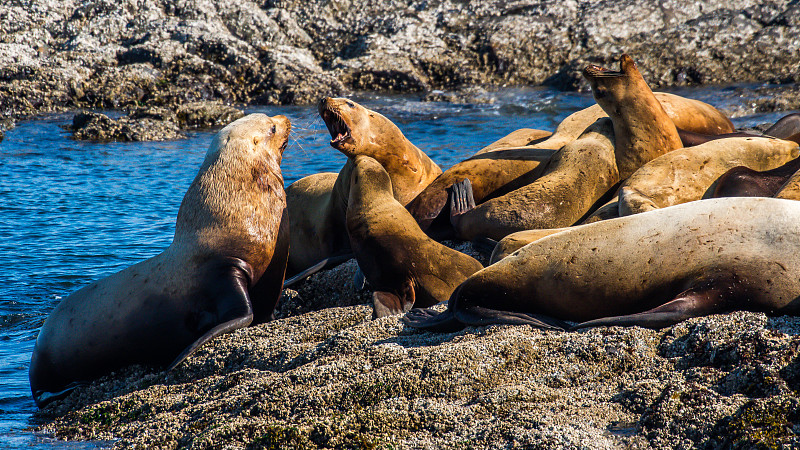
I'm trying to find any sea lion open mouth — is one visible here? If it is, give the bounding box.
[321,108,353,149]
[583,64,624,78]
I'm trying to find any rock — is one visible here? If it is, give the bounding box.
[175,101,243,129]
[2,1,800,118]
[35,306,800,448]
[70,110,183,141]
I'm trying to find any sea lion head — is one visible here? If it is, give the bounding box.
[582,54,643,107]
[177,113,291,251]
[348,155,394,206]
[319,97,406,158]
[207,113,291,168]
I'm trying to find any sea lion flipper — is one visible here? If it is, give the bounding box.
[572,273,741,330]
[373,280,416,318]
[402,307,465,332]
[454,305,568,330]
[353,265,368,291]
[168,261,255,371]
[249,209,290,324]
[450,178,475,217]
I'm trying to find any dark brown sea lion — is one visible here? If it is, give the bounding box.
[711,156,800,199]
[30,114,291,407]
[583,54,684,179]
[346,155,484,317]
[450,118,619,241]
[405,197,800,332]
[764,113,800,139]
[286,98,442,277]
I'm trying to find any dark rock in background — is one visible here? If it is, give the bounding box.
[1,0,799,120]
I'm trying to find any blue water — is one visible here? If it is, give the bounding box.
[0,86,793,448]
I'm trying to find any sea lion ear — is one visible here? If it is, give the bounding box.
[253,135,262,147]
[620,54,636,74]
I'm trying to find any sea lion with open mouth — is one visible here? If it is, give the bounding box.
[285,98,441,278]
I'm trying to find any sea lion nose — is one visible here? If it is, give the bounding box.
[318,97,331,113]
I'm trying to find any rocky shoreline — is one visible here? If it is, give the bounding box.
[2,0,800,127]
[35,256,800,448]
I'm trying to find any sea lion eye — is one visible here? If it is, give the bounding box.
[346,101,355,108]
[270,125,276,134]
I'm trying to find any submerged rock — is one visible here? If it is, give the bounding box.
[69,100,245,141]
[70,110,184,141]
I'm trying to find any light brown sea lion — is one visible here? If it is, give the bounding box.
[475,92,732,158]
[583,54,684,179]
[286,98,442,277]
[617,137,799,215]
[775,169,800,200]
[488,227,570,264]
[475,128,553,154]
[449,118,619,241]
[30,114,291,407]
[346,155,484,318]
[405,197,800,332]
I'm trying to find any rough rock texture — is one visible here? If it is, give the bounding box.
[68,101,243,141]
[36,254,800,449]
[2,0,800,119]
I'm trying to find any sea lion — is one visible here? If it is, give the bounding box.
[775,169,800,200]
[30,114,291,407]
[764,113,800,139]
[286,97,442,277]
[406,147,557,236]
[711,156,800,199]
[474,92,732,158]
[346,155,484,317]
[676,129,762,147]
[617,137,799,215]
[450,118,619,241]
[583,54,684,179]
[405,197,800,332]
[488,227,570,264]
[475,128,553,154]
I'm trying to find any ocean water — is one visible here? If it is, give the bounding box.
[0,86,794,448]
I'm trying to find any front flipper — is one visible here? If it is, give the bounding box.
[455,305,569,330]
[168,259,255,371]
[572,273,742,330]
[373,279,416,318]
[402,307,465,332]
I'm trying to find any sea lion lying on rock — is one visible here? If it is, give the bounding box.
[30,114,291,407]
[449,118,619,241]
[346,155,484,317]
[617,137,799,215]
[286,97,441,278]
[405,197,800,332]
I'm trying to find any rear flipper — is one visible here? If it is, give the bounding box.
[449,178,476,229]
[402,307,465,332]
[455,304,569,330]
[572,273,741,330]
[283,253,355,288]
[373,279,416,318]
